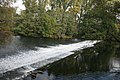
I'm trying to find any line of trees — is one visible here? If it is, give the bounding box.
[0,0,120,41]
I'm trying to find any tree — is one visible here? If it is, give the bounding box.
[0,0,16,43]
[15,0,57,38]
[77,0,120,40]
[15,0,79,38]
[48,0,80,38]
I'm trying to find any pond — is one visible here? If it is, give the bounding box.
[0,36,120,80]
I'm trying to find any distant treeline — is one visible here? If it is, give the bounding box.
[0,0,120,41]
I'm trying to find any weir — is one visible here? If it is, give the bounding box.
[0,41,98,76]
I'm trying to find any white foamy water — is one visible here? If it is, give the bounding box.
[0,40,98,74]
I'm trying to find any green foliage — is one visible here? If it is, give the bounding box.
[13,0,57,37]
[0,0,16,42]
[12,0,120,41]
[77,0,120,41]
[14,0,78,38]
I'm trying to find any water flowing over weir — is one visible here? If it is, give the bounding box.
[0,40,99,79]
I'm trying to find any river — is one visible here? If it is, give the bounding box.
[0,36,120,80]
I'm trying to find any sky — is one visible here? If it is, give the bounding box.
[13,0,25,13]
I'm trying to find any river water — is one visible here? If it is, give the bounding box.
[0,36,120,80]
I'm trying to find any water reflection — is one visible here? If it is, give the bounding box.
[45,41,120,74]
[110,58,120,72]
[25,41,120,80]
